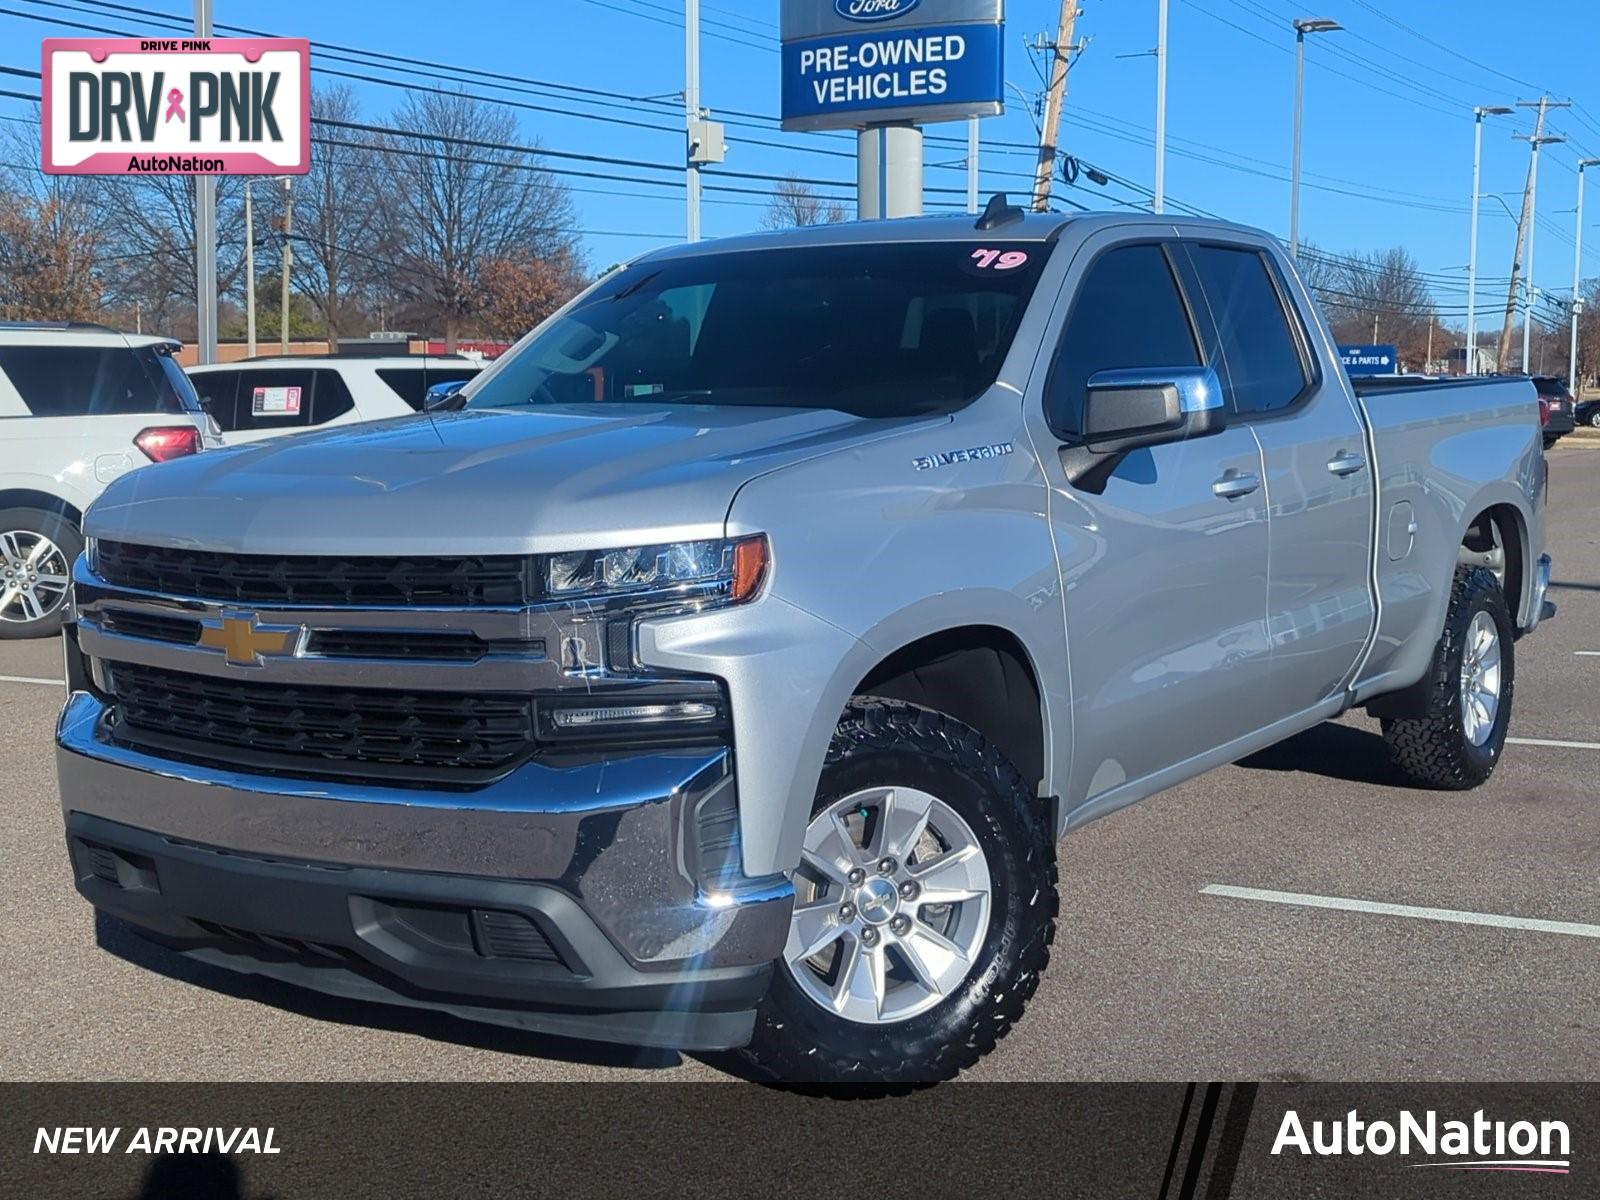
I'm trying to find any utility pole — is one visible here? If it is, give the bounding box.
[1290,18,1342,260]
[1030,2,1080,213]
[1154,0,1168,214]
[1467,106,1512,375]
[1500,97,1568,371]
[1570,160,1597,393]
[244,181,257,358]
[279,177,294,356]
[193,0,217,364]
[685,0,701,241]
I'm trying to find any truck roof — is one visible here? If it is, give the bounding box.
[637,207,1275,264]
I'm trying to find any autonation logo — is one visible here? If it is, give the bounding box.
[1273,1109,1572,1174]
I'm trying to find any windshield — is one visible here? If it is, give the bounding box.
[465,242,1054,419]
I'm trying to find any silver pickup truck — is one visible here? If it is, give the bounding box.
[56,205,1553,1084]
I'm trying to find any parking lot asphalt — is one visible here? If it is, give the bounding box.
[2,441,1596,1083]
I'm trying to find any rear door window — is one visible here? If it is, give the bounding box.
[191,370,241,430]
[1184,245,1311,416]
[0,344,187,417]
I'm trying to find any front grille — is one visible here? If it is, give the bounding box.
[106,662,536,779]
[96,607,544,664]
[95,540,538,607]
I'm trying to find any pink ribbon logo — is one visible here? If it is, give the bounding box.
[164,88,185,123]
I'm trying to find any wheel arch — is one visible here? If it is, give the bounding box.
[0,487,84,529]
[849,621,1054,825]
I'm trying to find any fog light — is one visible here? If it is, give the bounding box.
[549,701,719,730]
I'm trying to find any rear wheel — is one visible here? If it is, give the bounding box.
[740,698,1057,1086]
[1589,409,1600,429]
[0,507,79,640]
[1382,566,1514,789]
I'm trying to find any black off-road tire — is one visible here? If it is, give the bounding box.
[1381,566,1514,790]
[0,507,81,641]
[739,698,1058,1087]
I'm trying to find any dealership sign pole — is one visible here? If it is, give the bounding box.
[41,31,310,361]
[780,1,1004,221]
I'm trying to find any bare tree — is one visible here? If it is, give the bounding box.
[258,86,383,350]
[92,173,247,338]
[762,179,847,230]
[1301,245,1437,367]
[374,90,579,351]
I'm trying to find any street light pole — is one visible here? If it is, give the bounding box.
[1467,106,1512,375]
[1154,0,1167,214]
[1572,159,1599,394]
[1520,130,1564,373]
[1290,18,1341,260]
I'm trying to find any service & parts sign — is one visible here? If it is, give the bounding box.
[41,37,310,175]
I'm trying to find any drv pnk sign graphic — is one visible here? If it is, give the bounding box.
[781,0,1004,132]
[42,38,310,175]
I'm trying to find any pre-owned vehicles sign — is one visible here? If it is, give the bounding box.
[42,37,310,175]
[780,0,1003,132]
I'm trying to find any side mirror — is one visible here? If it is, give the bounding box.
[1080,366,1226,454]
[423,379,469,412]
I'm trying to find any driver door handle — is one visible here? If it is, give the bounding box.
[1212,470,1261,501]
[1327,451,1367,477]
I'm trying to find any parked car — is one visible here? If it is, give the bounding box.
[1532,375,1576,446]
[0,322,217,638]
[186,355,482,443]
[1575,394,1600,429]
[57,207,1553,1084]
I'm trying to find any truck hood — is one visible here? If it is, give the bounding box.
[86,404,935,555]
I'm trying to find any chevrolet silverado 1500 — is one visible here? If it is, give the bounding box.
[56,205,1553,1084]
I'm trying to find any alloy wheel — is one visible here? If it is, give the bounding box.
[0,529,71,625]
[1458,610,1502,747]
[784,785,992,1025]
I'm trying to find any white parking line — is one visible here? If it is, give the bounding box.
[1576,651,1600,658]
[0,674,63,687]
[1201,884,1600,939]
[1508,737,1600,751]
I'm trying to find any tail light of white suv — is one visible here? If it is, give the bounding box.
[133,425,203,463]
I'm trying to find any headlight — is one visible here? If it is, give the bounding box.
[546,535,768,603]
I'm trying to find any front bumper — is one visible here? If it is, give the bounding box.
[57,691,792,1050]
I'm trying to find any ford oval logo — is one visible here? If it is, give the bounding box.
[836,0,922,23]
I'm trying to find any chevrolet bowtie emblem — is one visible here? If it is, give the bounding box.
[198,611,300,666]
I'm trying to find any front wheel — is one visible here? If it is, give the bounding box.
[1382,566,1514,789]
[739,698,1057,1086]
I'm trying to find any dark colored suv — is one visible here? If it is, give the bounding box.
[1533,376,1576,446]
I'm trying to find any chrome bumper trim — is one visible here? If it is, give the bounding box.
[57,691,789,965]
[57,690,724,818]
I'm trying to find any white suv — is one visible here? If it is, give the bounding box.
[0,322,219,639]
[186,356,482,444]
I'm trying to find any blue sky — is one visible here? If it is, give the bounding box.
[4,0,1599,327]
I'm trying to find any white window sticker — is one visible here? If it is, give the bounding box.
[252,385,302,416]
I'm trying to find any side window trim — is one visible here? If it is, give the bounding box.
[1182,239,1320,422]
[1041,238,1204,442]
